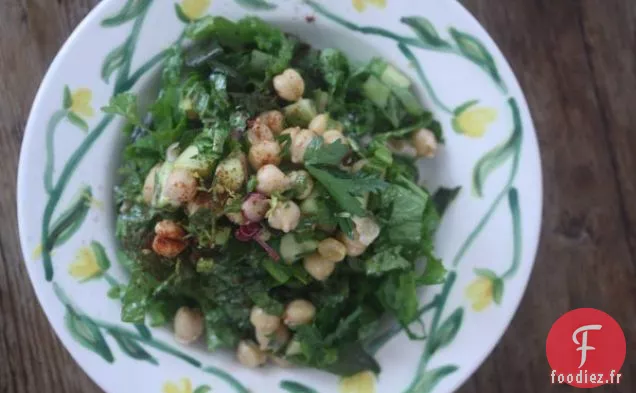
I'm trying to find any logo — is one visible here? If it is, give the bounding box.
[546,308,626,388]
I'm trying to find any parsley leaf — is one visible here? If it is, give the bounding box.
[306,165,388,216]
[304,138,349,166]
[365,246,412,276]
[102,92,141,126]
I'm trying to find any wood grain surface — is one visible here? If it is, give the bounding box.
[1,0,635,392]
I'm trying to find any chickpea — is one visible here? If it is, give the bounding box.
[387,138,417,157]
[256,325,290,351]
[317,238,347,263]
[268,201,301,233]
[250,306,281,335]
[258,110,285,134]
[186,193,212,216]
[337,232,367,257]
[271,356,293,368]
[155,220,186,239]
[308,114,329,135]
[412,128,438,158]
[303,253,336,281]
[352,216,381,246]
[291,129,316,164]
[256,165,290,195]
[273,69,305,101]
[174,307,204,345]
[241,193,271,223]
[162,168,198,207]
[248,140,282,170]
[143,164,161,204]
[284,299,316,327]
[247,122,274,145]
[281,127,300,139]
[287,170,314,200]
[225,195,247,225]
[322,130,346,145]
[214,154,248,193]
[236,340,267,368]
[152,220,187,258]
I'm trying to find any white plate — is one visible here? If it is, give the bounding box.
[18,1,542,392]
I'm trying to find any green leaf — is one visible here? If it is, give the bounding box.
[109,329,158,365]
[418,257,447,285]
[66,112,89,132]
[472,126,521,197]
[63,86,72,109]
[101,0,150,27]
[65,307,113,363]
[401,17,450,48]
[235,0,277,10]
[306,165,387,216]
[101,43,128,83]
[47,186,92,251]
[193,386,213,393]
[174,3,191,23]
[377,271,418,325]
[102,92,141,125]
[280,381,319,393]
[428,307,463,355]
[432,186,461,218]
[492,278,504,304]
[262,259,291,284]
[322,343,381,377]
[408,365,458,393]
[304,138,349,166]
[449,28,503,87]
[365,246,411,276]
[319,48,350,96]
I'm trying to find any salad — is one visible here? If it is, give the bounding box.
[108,16,446,376]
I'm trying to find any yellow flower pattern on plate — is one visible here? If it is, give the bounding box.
[339,371,376,393]
[70,88,95,118]
[453,104,497,138]
[352,0,386,13]
[163,378,193,393]
[465,276,494,311]
[181,0,211,21]
[68,245,103,281]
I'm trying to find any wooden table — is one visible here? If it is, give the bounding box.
[1,1,635,392]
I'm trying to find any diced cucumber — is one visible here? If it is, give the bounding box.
[174,145,210,176]
[313,90,329,113]
[283,99,317,127]
[300,191,320,215]
[280,234,318,264]
[155,162,175,207]
[392,87,424,116]
[381,64,411,89]
[214,227,231,246]
[362,76,391,109]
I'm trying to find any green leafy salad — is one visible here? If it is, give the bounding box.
[109,16,447,376]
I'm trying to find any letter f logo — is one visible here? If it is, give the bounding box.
[572,324,602,368]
